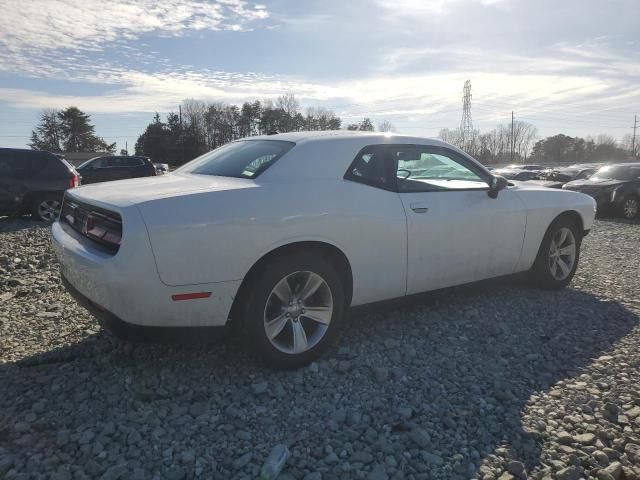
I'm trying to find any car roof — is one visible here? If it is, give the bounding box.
[251,131,482,182]
[0,147,54,154]
[244,130,446,146]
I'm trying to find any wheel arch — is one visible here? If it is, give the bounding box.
[554,209,584,235]
[229,240,354,325]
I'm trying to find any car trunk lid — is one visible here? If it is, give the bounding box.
[67,173,257,208]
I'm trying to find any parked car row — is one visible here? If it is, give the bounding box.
[0,149,157,220]
[492,162,640,219]
[563,163,640,219]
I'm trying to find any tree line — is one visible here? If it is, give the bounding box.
[27,98,638,166]
[134,94,377,166]
[439,124,637,165]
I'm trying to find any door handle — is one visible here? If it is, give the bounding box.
[410,203,429,213]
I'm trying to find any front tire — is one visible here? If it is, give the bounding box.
[242,252,345,368]
[619,195,639,219]
[529,215,582,289]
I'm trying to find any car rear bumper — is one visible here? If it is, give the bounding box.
[51,219,240,328]
[61,274,226,341]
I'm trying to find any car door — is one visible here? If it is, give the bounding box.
[392,144,527,295]
[106,157,128,180]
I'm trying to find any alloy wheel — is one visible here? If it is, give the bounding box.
[548,227,576,281]
[623,198,638,219]
[38,199,61,221]
[263,270,333,354]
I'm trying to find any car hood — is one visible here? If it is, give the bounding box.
[67,173,257,209]
[563,178,626,189]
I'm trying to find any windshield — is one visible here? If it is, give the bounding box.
[78,157,102,169]
[177,140,295,179]
[592,165,640,181]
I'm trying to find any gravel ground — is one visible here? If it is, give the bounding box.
[1,216,639,480]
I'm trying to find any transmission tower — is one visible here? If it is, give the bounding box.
[460,80,473,152]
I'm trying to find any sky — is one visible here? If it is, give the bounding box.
[0,0,638,151]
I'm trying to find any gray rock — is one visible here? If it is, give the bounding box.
[251,382,269,395]
[556,431,573,445]
[99,463,128,480]
[408,427,431,448]
[78,430,95,445]
[601,461,622,480]
[189,402,208,417]
[556,466,580,480]
[373,367,389,383]
[368,465,389,480]
[574,433,596,445]
[232,452,252,470]
[625,444,640,464]
[507,460,525,476]
[351,451,373,464]
[55,430,70,447]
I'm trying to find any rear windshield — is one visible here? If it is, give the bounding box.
[177,140,295,179]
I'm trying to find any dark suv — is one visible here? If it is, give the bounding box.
[0,148,80,221]
[563,163,640,219]
[77,155,156,184]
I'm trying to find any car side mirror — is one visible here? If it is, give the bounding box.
[488,175,508,199]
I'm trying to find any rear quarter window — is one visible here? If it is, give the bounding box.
[179,140,295,179]
[123,157,145,167]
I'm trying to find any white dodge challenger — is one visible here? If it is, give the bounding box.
[51,132,596,367]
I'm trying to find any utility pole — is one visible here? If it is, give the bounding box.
[510,111,515,163]
[632,115,638,158]
[125,141,128,155]
[460,80,473,153]
[179,105,184,164]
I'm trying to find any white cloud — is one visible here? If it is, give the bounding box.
[0,0,268,54]
[375,0,510,14]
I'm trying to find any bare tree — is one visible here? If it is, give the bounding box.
[377,120,394,132]
[275,92,300,117]
[596,133,616,146]
[512,121,538,159]
[621,133,640,157]
[438,128,463,148]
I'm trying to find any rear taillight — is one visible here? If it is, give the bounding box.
[85,212,122,250]
[62,199,122,253]
[68,172,80,188]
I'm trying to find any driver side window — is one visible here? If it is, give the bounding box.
[394,146,488,193]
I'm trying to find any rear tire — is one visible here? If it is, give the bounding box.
[32,194,62,222]
[242,252,345,368]
[528,215,582,289]
[619,195,639,219]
